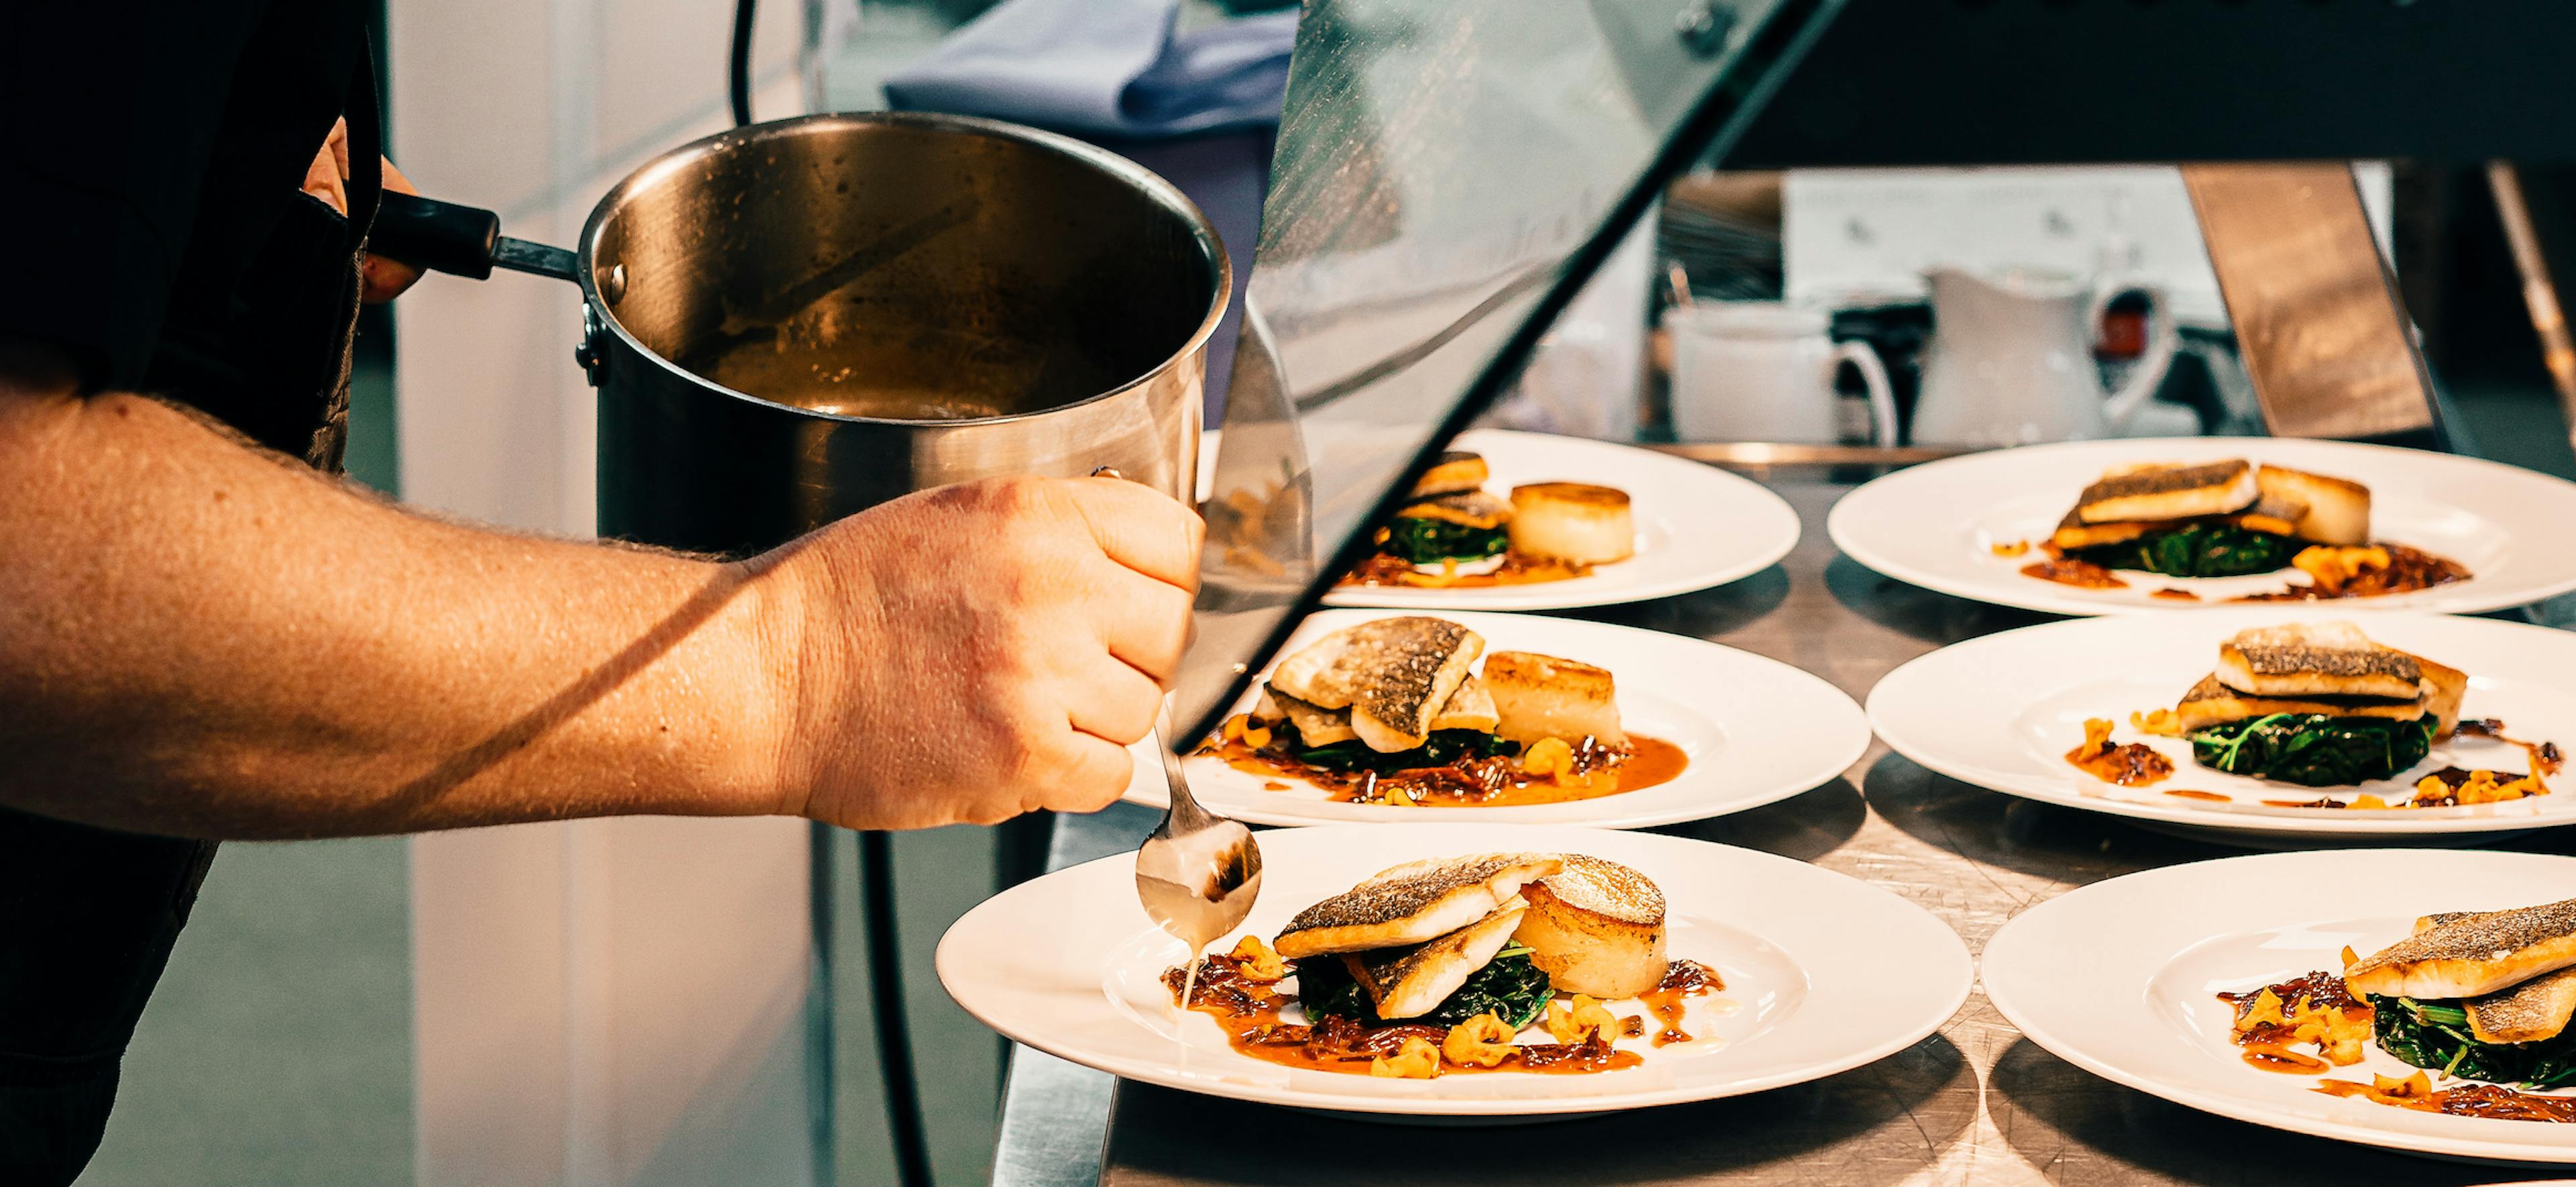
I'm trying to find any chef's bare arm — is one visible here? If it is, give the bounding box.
[0,337,1199,839]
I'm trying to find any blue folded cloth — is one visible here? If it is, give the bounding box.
[883,0,1295,138]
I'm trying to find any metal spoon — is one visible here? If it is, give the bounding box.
[1090,466,1265,1010]
[1133,694,1265,1014]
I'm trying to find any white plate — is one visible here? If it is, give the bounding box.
[937,823,1972,1118]
[1983,848,2576,1166]
[1204,428,1799,611]
[1123,608,1871,829]
[1868,607,2576,843]
[1827,437,2576,616]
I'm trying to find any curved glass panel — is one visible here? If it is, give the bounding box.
[1176,0,1836,741]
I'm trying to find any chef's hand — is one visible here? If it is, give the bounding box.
[301,117,425,303]
[765,475,1203,830]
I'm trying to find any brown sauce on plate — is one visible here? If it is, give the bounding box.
[2234,542,2472,602]
[1207,733,1688,807]
[1344,550,1591,590]
[2242,1045,2332,1074]
[2010,534,2472,601]
[2163,788,2231,802]
[2216,971,2371,1067]
[1637,960,1723,1047]
[2065,719,2174,786]
[2022,556,2129,589]
[2457,718,2567,777]
[2314,1078,2576,1123]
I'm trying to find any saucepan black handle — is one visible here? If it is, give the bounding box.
[370,191,578,283]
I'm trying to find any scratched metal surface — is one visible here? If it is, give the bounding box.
[991,469,2573,1187]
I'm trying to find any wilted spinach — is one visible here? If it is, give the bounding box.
[1299,947,1554,1030]
[1294,729,1517,773]
[2072,523,2298,578]
[1383,517,1510,565]
[2372,994,2576,1089]
[2188,714,2434,786]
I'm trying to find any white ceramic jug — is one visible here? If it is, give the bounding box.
[1668,302,1898,445]
[1910,267,2178,447]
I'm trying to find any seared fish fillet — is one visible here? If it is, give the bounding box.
[1268,617,1484,753]
[1513,855,1667,998]
[2215,623,2422,701]
[1273,852,1562,959]
[2172,674,2426,733]
[2346,898,2576,998]
[1264,678,1497,748]
[2074,460,2257,524]
[1265,686,1357,747]
[1348,902,1528,1019]
[1409,451,1490,498]
[2470,968,2576,1043]
[2049,511,2162,552]
[2047,498,2308,553]
[1397,490,1513,530]
[2414,911,2576,1042]
[2405,652,2469,739]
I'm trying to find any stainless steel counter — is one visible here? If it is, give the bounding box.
[991,468,2573,1187]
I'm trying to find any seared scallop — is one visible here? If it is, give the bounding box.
[1511,856,1666,998]
[1507,482,1634,565]
[2257,464,2371,546]
[1483,650,1623,747]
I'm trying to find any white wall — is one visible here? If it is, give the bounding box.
[386,1,818,1184]
[1784,164,2395,325]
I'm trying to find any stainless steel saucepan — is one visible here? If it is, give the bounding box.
[373,111,1228,555]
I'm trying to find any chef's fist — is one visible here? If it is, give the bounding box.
[763,475,1201,830]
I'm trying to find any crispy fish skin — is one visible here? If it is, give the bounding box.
[1409,451,1490,498]
[2406,652,2469,738]
[2049,497,2310,552]
[1266,686,1357,747]
[2230,490,2312,537]
[2409,911,2576,1042]
[1273,853,1562,959]
[2471,966,2576,1043]
[1267,617,1485,753]
[2214,623,2422,700]
[2346,898,2576,998]
[1265,678,1497,746]
[2049,510,2162,552]
[1349,902,1529,1019]
[1432,677,1499,734]
[1513,856,1666,998]
[2171,674,2426,733]
[1397,490,1513,529]
[2074,460,2257,524]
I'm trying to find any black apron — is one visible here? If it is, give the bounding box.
[0,67,383,1186]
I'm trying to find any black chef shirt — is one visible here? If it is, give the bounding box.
[1,3,374,1181]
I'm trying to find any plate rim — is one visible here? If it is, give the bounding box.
[937,824,1975,1116]
[1309,428,1803,611]
[1126,607,1872,829]
[1866,608,2576,838]
[1827,437,2576,617]
[1980,847,2576,1164]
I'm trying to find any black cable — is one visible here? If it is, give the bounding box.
[728,0,757,127]
[861,829,936,1187]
